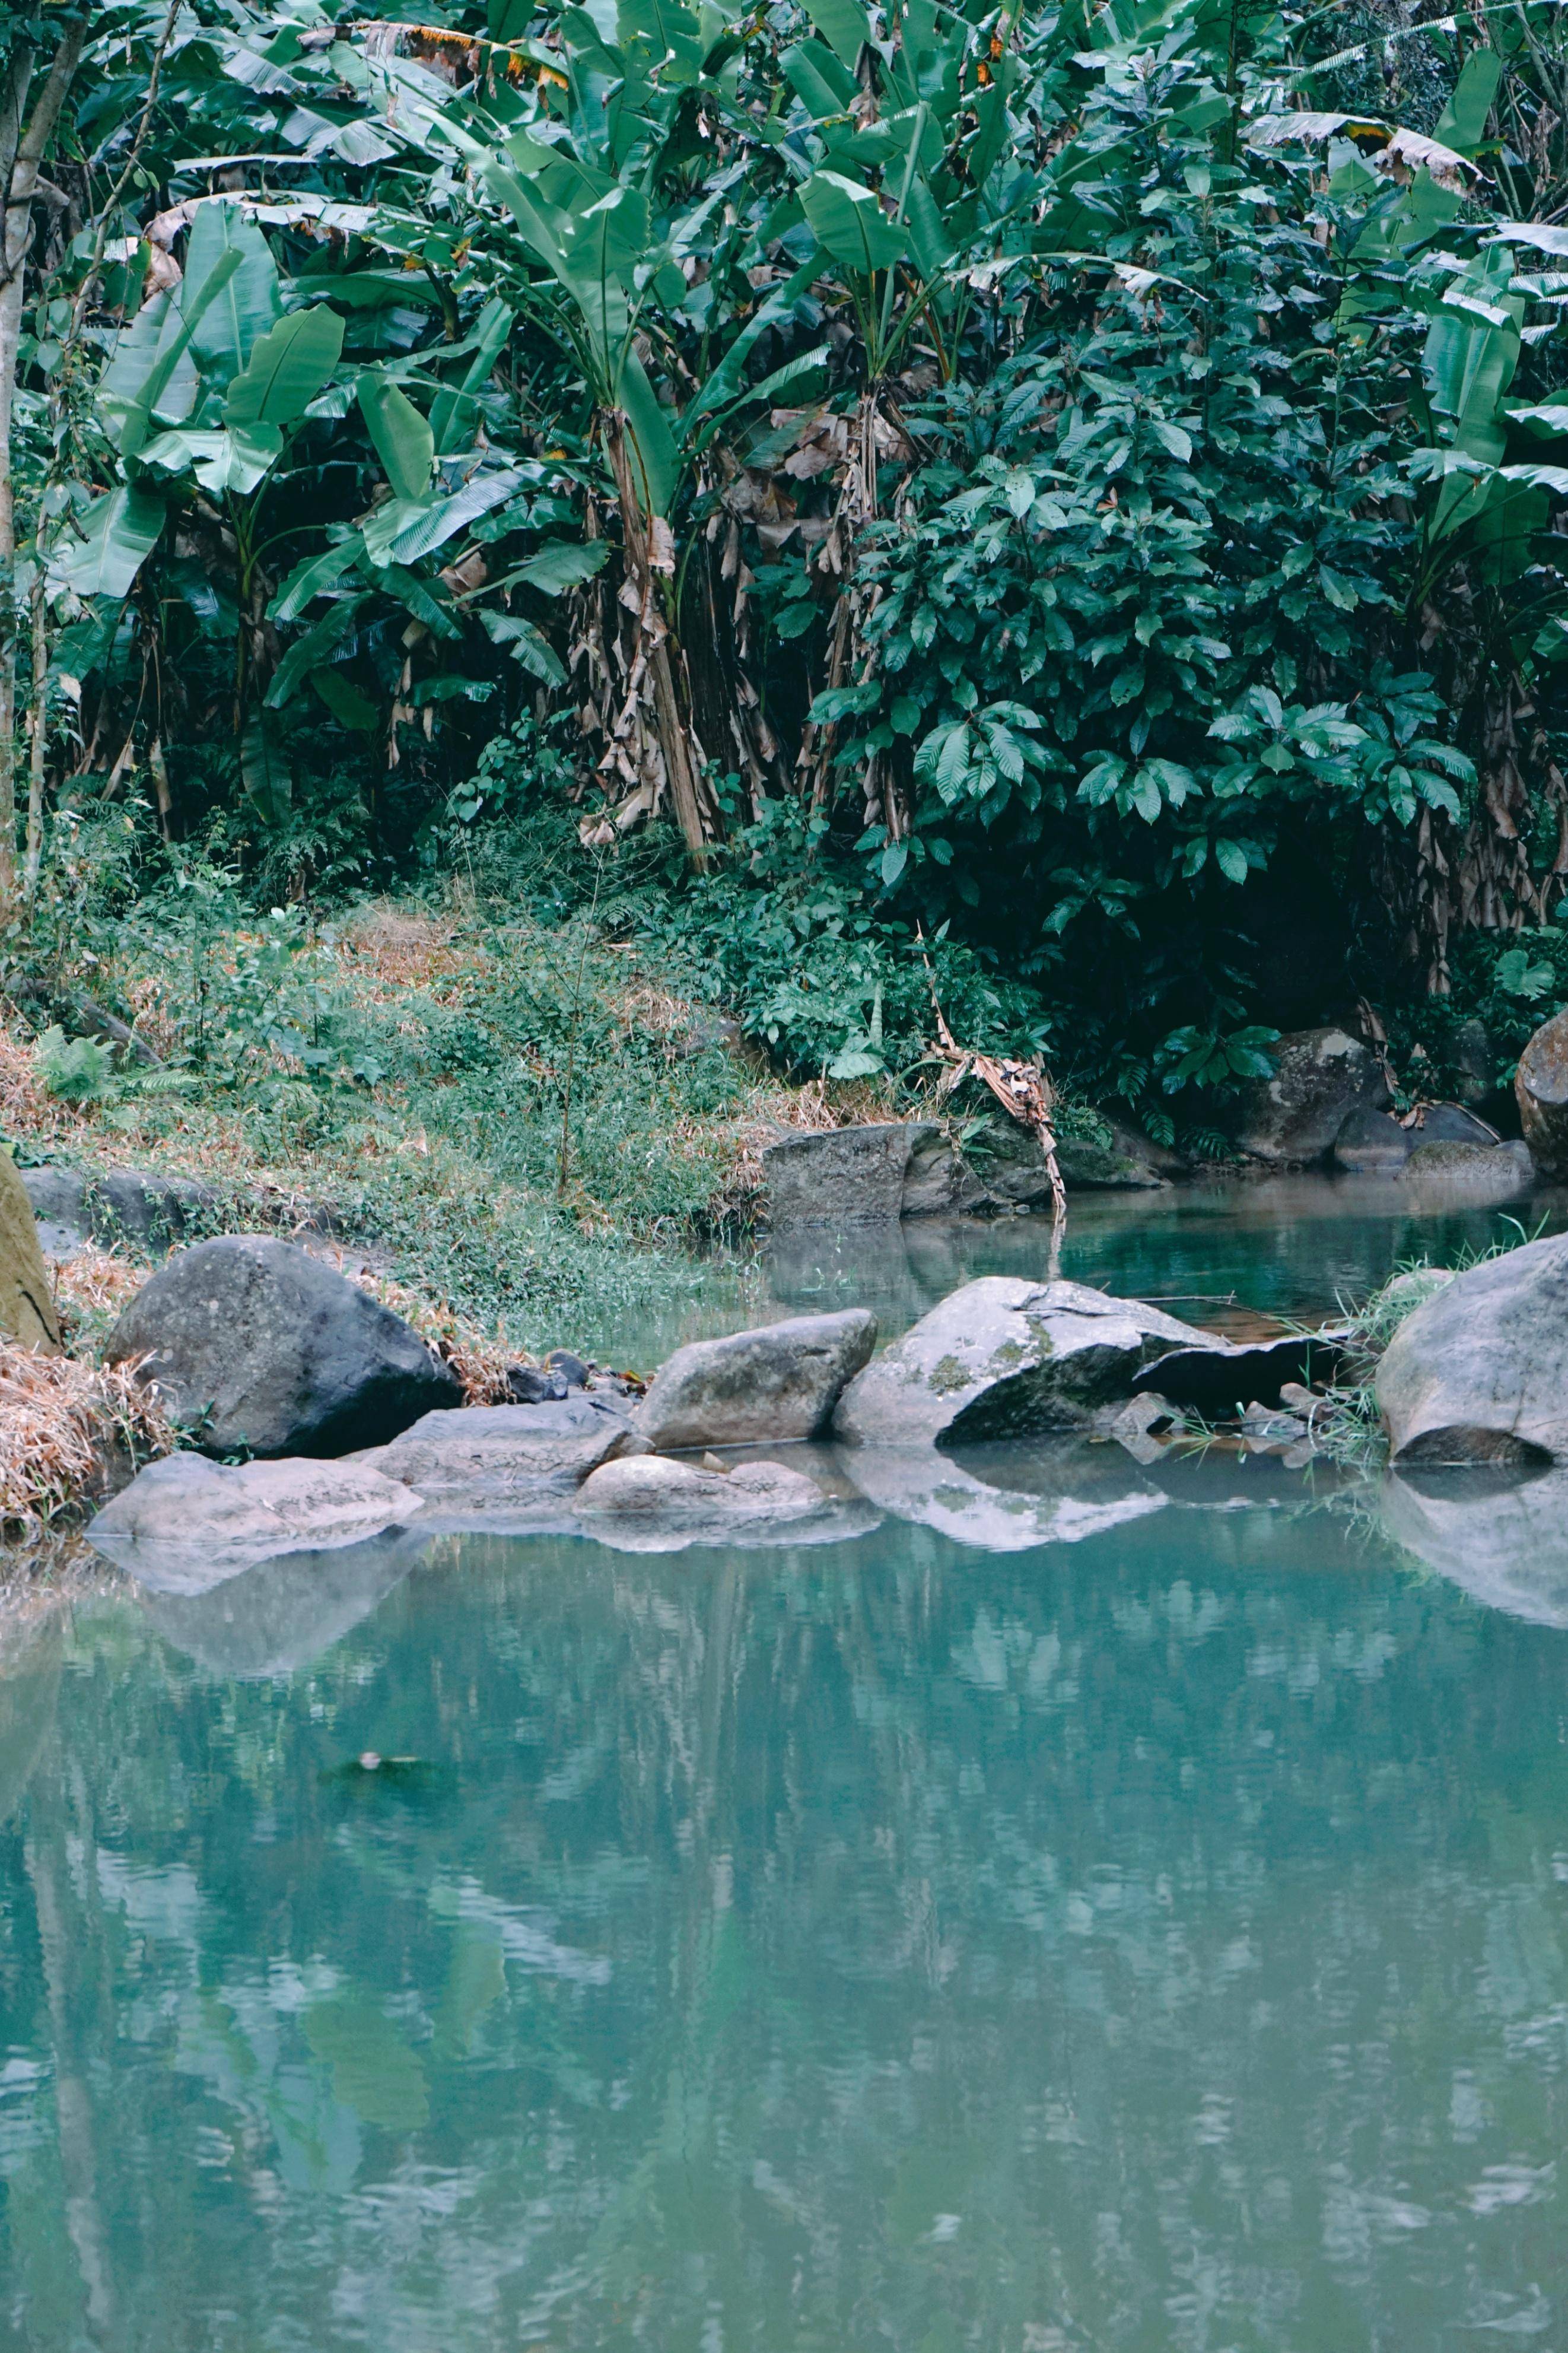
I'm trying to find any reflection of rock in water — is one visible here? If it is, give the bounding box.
[847,1438,1167,1552]
[138,1528,432,1678]
[0,1609,63,1825]
[1380,1468,1568,1628]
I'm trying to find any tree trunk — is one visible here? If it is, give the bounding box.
[0,17,85,914]
[602,408,714,867]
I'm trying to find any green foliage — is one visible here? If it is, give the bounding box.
[31,1024,115,1105]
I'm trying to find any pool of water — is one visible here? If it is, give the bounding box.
[598,1172,1568,1364]
[4,1185,1568,2350]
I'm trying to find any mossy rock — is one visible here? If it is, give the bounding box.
[0,1152,62,1354]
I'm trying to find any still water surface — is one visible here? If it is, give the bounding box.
[3,1184,1568,2351]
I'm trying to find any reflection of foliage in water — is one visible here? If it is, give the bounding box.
[0,1511,1566,2348]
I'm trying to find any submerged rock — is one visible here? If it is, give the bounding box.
[1516,1005,1568,1176]
[572,1453,861,1550]
[0,1152,61,1353]
[360,1393,644,1516]
[1236,1027,1390,1165]
[88,1452,421,1586]
[636,1309,877,1450]
[106,1236,461,1457]
[1376,1232,1568,1465]
[1401,1138,1534,1198]
[1381,1468,1568,1628]
[832,1275,1334,1447]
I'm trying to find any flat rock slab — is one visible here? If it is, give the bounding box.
[87,1452,421,1589]
[832,1275,1331,1447]
[360,1393,643,1505]
[635,1309,877,1450]
[106,1235,460,1457]
[1376,1231,1568,1465]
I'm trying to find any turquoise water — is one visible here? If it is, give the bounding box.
[602,1173,1568,1363]
[4,1190,1568,2349]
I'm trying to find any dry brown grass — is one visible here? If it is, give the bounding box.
[0,1343,176,1541]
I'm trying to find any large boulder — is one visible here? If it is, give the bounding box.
[1400,1138,1534,1200]
[0,1152,61,1353]
[1236,1027,1390,1164]
[636,1309,876,1449]
[1333,1106,1411,1175]
[1376,1233,1568,1465]
[106,1235,460,1456]
[87,1451,421,1585]
[764,1124,927,1227]
[1516,1006,1568,1175]
[358,1392,644,1514]
[833,1275,1332,1447]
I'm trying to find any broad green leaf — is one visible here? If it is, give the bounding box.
[269,542,357,624]
[562,185,650,294]
[1433,49,1502,158]
[367,469,525,567]
[184,203,282,386]
[686,255,826,427]
[311,669,380,730]
[800,172,908,276]
[514,539,611,593]
[431,299,513,455]
[618,0,703,81]
[359,497,436,570]
[266,596,369,710]
[803,0,870,69]
[48,488,166,598]
[225,307,344,430]
[98,250,243,460]
[358,379,434,503]
[240,713,291,824]
[615,352,680,519]
[138,424,282,495]
[482,611,568,683]
[781,39,857,118]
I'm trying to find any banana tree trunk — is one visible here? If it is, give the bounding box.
[602,408,714,866]
[0,19,85,914]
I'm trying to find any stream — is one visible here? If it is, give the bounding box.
[4,1175,1568,2350]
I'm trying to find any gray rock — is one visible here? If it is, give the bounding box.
[360,1393,644,1510]
[1054,1129,1166,1191]
[1380,1468,1568,1628]
[1236,1027,1390,1164]
[1453,1017,1497,1107]
[1376,1232,1568,1466]
[91,1170,219,1251]
[1096,1390,1184,1464]
[106,1235,461,1456]
[506,1363,567,1403]
[764,1123,930,1228]
[1333,1106,1411,1175]
[572,1453,858,1550]
[832,1275,1335,1447]
[138,1528,430,1676]
[1516,1005,1568,1176]
[21,1164,220,1256]
[635,1309,877,1450]
[87,1451,421,1586]
[1401,1138,1534,1198]
[1407,1102,1501,1148]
